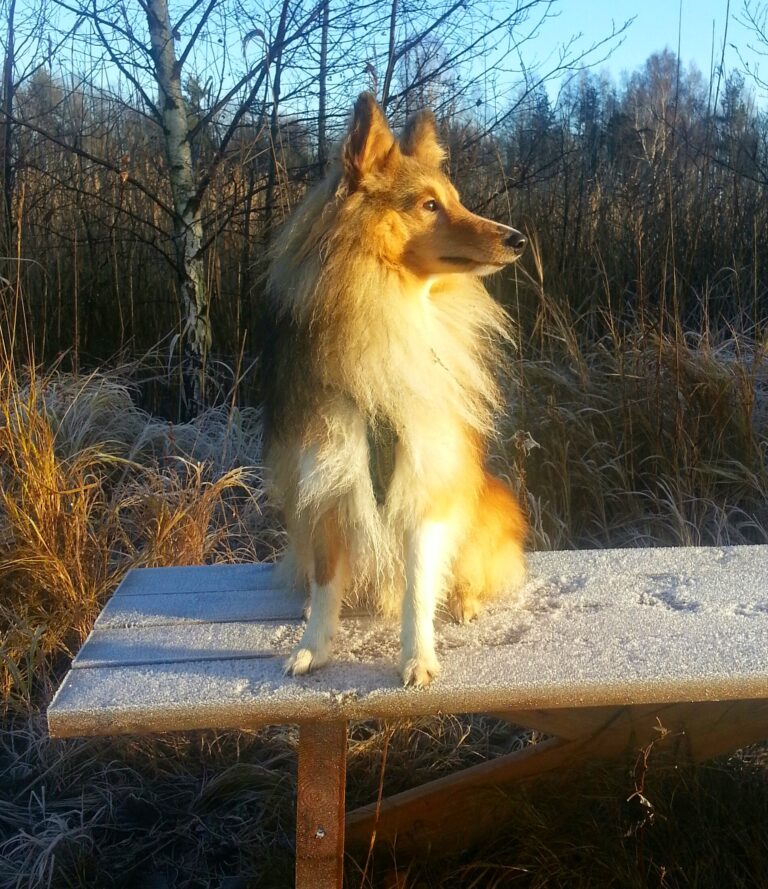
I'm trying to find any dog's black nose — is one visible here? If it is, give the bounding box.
[504,230,526,253]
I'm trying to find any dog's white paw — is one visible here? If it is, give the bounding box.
[284,646,327,676]
[400,655,441,688]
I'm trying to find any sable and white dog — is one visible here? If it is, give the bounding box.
[262,93,527,687]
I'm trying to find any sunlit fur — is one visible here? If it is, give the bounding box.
[262,93,527,686]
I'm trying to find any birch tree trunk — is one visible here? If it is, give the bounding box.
[145,0,210,414]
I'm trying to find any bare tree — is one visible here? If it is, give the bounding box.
[2,0,650,380]
[2,0,16,242]
[0,0,78,252]
[31,0,318,411]
[739,1,768,95]
[263,0,291,234]
[316,0,329,172]
[144,0,210,409]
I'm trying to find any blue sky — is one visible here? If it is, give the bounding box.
[546,0,758,86]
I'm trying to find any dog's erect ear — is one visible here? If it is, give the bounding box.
[342,93,398,187]
[400,110,445,167]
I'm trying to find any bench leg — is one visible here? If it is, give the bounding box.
[296,721,347,889]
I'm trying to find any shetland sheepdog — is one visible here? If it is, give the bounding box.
[262,93,527,687]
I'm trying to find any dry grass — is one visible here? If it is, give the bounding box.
[0,350,277,709]
[499,244,768,551]
[507,332,768,549]
[1,270,768,887]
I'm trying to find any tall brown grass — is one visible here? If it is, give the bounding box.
[0,331,275,707]
[10,57,768,372]
[503,239,768,551]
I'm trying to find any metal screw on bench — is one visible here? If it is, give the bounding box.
[315,827,326,839]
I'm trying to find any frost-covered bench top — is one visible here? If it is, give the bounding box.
[47,546,768,737]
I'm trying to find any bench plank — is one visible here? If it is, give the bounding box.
[95,588,305,629]
[72,620,305,668]
[48,546,768,738]
[49,653,768,737]
[114,562,276,596]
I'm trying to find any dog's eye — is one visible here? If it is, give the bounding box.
[423,199,439,212]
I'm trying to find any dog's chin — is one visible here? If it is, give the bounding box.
[473,262,509,277]
[439,256,513,276]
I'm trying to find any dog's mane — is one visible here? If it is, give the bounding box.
[267,164,512,440]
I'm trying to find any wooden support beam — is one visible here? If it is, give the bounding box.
[346,735,576,858]
[347,699,768,860]
[495,700,768,762]
[296,721,347,889]
[488,705,628,740]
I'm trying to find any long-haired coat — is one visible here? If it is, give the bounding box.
[262,93,527,687]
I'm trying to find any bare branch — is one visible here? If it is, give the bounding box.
[2,110,175,217]
[177,0,219,71]
[89,0,162,122]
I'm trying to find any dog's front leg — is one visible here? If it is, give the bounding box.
[285,511,347,676]
[400,520,448,687]
[284,568,345,676]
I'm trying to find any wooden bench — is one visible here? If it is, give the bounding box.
[48,545,768,887]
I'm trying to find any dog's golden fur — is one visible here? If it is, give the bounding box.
[262,93,527,686]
